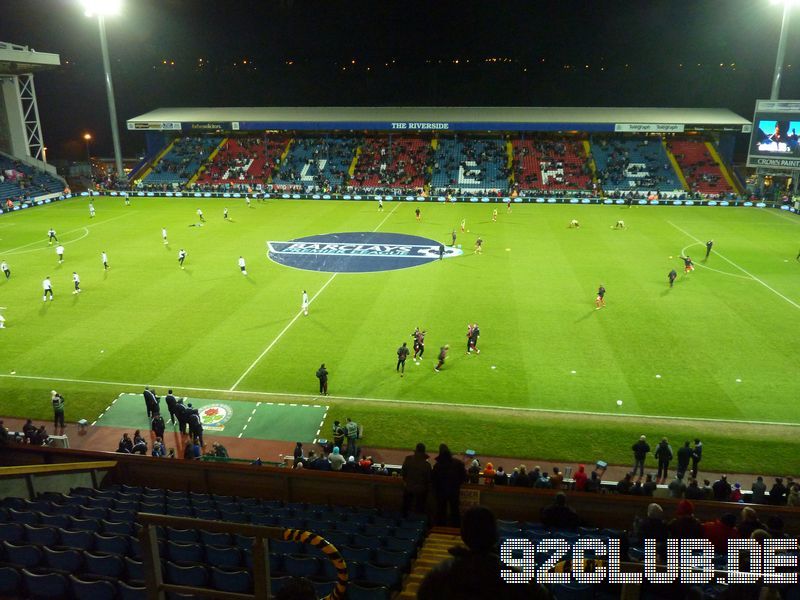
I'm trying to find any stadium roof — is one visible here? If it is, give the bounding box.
[0,42,60,75]
[127,106,751,134]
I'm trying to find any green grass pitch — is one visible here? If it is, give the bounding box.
[1,196,799,474]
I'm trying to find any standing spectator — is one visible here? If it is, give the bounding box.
[344,417,358,457]
[431,444,467,527]
[786,484,800,507]
[402,442,432,518]
[573,464,588,491]
[540,492,579,530]
[769,478,787,505]
[712,475,732,502]
[631,435,650,478]
[751,476,767,504]
[668,500,704,539]
[293,442,304,467]
[691,438,702,477]
[51,390,65,433]
[331,421,345,450]
[676,441,692,479]
[188,405,204,447]
[151,413,165,440]
[22,419,36,443]
[654,437,673,484]
[328,446,346,471]
[165,390,178,426]
[175,399,188,435]
[143,386,158,419]
[316,364,329,395]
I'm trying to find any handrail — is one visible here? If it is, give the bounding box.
[0,460,117,477]
[137,513,348,600]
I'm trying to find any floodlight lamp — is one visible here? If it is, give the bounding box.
[83,133,92,141]
[81,0,122,17]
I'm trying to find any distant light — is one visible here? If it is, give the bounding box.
[81,0,122,17]
[351,59,356,64]
[83,133,92,141]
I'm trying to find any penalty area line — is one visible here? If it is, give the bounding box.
[1,372,798,429]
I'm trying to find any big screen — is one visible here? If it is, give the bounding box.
[747,99,800,169]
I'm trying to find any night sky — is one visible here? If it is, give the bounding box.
[2,0,798,160]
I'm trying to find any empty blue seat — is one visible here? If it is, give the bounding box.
[167,527,199,543]
[551,581,594,600]
[249,513,276,526]
[0,522,24,543]
[117,580,147,600]
[211,566,252,593]
[8,509,39,525]
[165,561,208,587]
[84,551,125,579]
[69,574,116,600]
[362,524,393,538]
[112,500,139,512]
[22,568,68,599]
[373,548,409,570]
[58,528,93,550]
[0,566,21,597]
[42,546,83,572]
[284,554,320,577]
[362,563,401,589]
[352,534,382,549]
[383,536,415,554]
[69,516,101,533]
[93,533,130,555]
[124,556,144,583]
[39,512,72,528]
[200,530,231,546]
[139,502,165,514]
[166,505,194,518]
[3,541,43,568]
[347,581,389,600]
[167,540,204,563]
[340,545,372,563]
[102,519,134,536]
[23,525,57,546]
[80,506,108,520]
[194,508,221,521]
[270,538,303,555]
[204,544,242,568]
[85,497,113,509]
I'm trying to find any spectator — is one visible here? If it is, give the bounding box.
[0,420,7,445]
[529,466,542,486]
[751,476,767,504]
[345,417,358,457]
[786,484,800,506]
[212,442,229,458]
[642,473,656,496]
[494,466,508,486]
[483,463,496,486]
[151,413,165,440]
[132,430,147,455]
[668,474,686,499]
[22,419,36,443]
[31,426,48,446]
[685,478,705,500]
[617,472,633,494]
[702,513,739,552]
[342,455,357,473]
[550,467,563,490]
[540,492,579,530]
[768,477,787,505]
[634,503,669,548]
[152,438,166,457]
[676,441,692,479]
[183,440,194,460]
[730,483,743,503]
[511,465,529,487]
[375,463,389,476]
[573,464,588,491]
[737,507,765,539]
[654,437,673,484]
[431,444,467,527]
[293,442,304,467]
[467,459,481,484]
[191,437,202,458]
[586,470,601,493]
[766,516,787,540]
[712,475,732,501]
[418,506,550,600]
[117,433,133,453]
[631,435,650,477]
[668,500,704,539]
[328,446,345,471]
[691,438,702,477]
[534,471,551,489]
[358,455,373,474]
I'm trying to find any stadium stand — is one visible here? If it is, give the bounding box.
[0,156,64,203]
[430,137,508,193]
[141,136,222,187]
[273,136,359,191]
[592,137,683,194]
[349,136,433,191]
[194,135,291,188]
[512,138,593,193]
[668,138,735,196]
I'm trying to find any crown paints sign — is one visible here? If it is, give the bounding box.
[268,232,462,273]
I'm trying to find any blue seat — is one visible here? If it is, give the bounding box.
[362,524,393,538]
[58,528,94,550]
[138,502,165,514]
[551,581,594,600]
[165,561,208,587]
[23,525,58,546]
[80,506,109,520]
[383,536,415,554]
[210,566,252,593]
[124,556,144,582]
[0,566,21,597]
[200,530,231,546]
[8,509,39,525]
[101,519,134,536]
[42,546,83,572]
[284,554,320,577]
[361,562,401,589]
[39,512,73,527]
[0,522,24,543]
[249,513,276,526]
[3,541,43,568]
[69,574,116,600]
[107,508,137,522]
[68,487,94,497]
[578,526,599,537]
[112,500,139,512]
[340,545,372,563]
[167,540,204,563]
[352,534,382,549]
[93,533,130,555]
[374,548,409,570]
[117,580,147,600]
[166,505,194,518]
[167,527,199,543]
[234,534,255,549]
[270,538,303,555]
[347,581,390,600]
[22,568,68,599]
[69,516,101,533]
[85,497,113,509]
[84,551,125,579]
[204,544,242,568]
[370,516,397,528]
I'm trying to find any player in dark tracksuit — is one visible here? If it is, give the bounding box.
[668,269,677,287]
[595,285,606,309]
[468,324,480,354]
[705,240,713,259]
[165,390,178,426]
[434,345,449,372]
[175,400,188,435]
[397,342,409,376]
[413,329,426,359]
[316,364,329,395]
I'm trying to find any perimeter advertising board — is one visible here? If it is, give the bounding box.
[747,99,800,169]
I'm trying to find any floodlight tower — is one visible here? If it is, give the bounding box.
[769,0,797,100]
[81,0,124,180]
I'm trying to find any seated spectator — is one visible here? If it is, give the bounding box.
[730,483,743,503]
[183,440,194,460]
[786,484,800,506]
[132,430,147,455]
[737,507,765,539]
[329,446,346,471]
[117,433,133,453]
[511,465,529,487]
[212,442,229,458]
[712,475,731,501]
[468,459,481,484]
[766,516,787,540]
[540,492,579,530]
[494,466,507,485]
[550,467,564,490]
[534,471,550,489]
[586,470,601,493]
[22,419,36,443]
[572,464,588,491]
[634,503,668,548]
[769,477,787,505]
[668,500,704,539]
[483,462,496,486]
[641,473,656,496]
[684,478,704,500]
[375,463,389,475]
[630,479,644,496]
[0,420,7,445]
[418,506,550,600]
[751,476,767,504]
[668,474,686,498]
[528,466,541,486]
[341,455,357,473]
[617,473,633,494]
[702,513,739,552]
[152,438,166,457]
[358,455,373,474]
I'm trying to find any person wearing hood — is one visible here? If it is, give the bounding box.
[329,446,346,471]
[494,466,508,486]
[668,500,704,538]
[431,444,467,527]
[342,455,358,473]
[483,463,496,486]
[402,442,432,517]
[702,513,739,552]
[573,464,588,491]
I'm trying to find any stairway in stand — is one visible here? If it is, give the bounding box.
[396,527,463,599]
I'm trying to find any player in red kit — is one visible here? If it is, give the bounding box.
[680,255,694,274]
